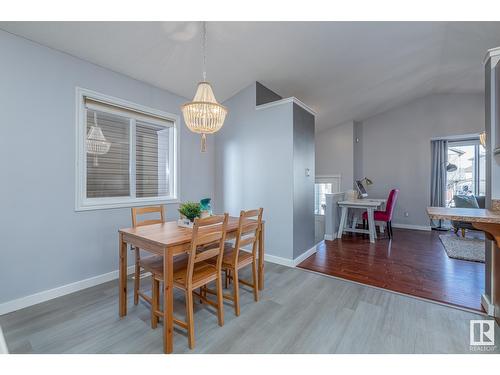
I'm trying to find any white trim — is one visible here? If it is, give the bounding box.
[293,244,318,266]
[75,87,180,211]
[391,223,432,231]
[255,97,316,116]
[481,293,495,316]
[324,234,335,241]
[0,266,135,316]
[263,254,295,268]
[483,46,500,64]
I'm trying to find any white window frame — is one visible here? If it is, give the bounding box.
[75,87,180,211]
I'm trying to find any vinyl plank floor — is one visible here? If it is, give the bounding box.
[0,262,498,354]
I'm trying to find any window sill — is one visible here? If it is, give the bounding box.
[75,196,180,212]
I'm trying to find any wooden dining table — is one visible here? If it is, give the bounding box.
[118,216,265,353]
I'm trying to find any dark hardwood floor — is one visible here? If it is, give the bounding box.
[298,228,485,311]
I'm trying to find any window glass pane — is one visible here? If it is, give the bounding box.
[314,183,333,215]
[446,144,475,207]
[86,109,130,198]
[136,121,170,198]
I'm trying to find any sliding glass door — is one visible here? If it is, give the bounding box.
[446,139,486,207]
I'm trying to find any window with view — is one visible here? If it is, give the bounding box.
[446,139,485,207]
[76,89,178,210]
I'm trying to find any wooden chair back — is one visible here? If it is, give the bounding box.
[131,205,165,228]
[186,214,229,287]
[232,208,263,265]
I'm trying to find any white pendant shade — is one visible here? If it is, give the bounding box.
[181,81,228,136]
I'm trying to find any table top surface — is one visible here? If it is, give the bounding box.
[338,199,384,207]
[426,206,500,224]
[119,216,243,247]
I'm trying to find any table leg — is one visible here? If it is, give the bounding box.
[119,233,127,317]
[258,223,265,291]
[367,208,376,243]
[337,206,348,239]
[163,247,174,354]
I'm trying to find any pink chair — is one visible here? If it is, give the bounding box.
[362,189,399,239]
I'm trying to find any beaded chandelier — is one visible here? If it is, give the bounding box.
[181,22,227,152]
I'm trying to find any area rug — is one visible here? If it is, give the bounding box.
[439,234,485,263]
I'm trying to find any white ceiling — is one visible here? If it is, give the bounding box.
[2,21,500,131]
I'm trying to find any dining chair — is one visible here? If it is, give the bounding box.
[150,214,229,350]
[130,205,165,307]
[206,208,263,316]
[362,189,399,239]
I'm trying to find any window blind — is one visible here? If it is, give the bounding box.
[136,121,170,198]
[86,109,130,198]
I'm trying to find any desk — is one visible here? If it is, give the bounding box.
[118,217,265,353]
[337,199,384,243]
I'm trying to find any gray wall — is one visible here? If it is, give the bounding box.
[0,30,215,304]
[214,83,295,260]
[315,121,354,192]
[358,93,484,227]
[256,81,282,106]
[292,104,315,258]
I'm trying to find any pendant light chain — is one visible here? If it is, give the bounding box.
[202,21,207,81]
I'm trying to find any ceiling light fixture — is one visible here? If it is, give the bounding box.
[181,21,228,152]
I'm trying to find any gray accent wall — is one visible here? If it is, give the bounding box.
[215,83,315,261]
[0,30,215,305]
[293,104,315,258]
[256,81,282,106]
[215,83,294,260]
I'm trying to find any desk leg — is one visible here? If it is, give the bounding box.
[337,207,348,239]
[163,247,174,354]
[367,208,376,243]
[258,223,265,291]
[119,233,127,317]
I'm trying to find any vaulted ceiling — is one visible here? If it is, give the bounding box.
[2,21,500,131]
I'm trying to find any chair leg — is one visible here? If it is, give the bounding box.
[185,290,195,349]
[224,269,228,289]
[461,228,466,238]
[389,222,394,238]
[363,219,366,230]
[151,277,159,329]
[134,248,140,305]
[216,275,225,326]
[252,260,259,302]
[233,268,240,316]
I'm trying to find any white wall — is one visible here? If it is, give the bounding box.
[0,31,215,305]
[214,83,295,260]
[315,121,354,192]
[358,93,484,227]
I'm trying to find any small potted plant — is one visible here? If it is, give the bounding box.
[178,201,201,228]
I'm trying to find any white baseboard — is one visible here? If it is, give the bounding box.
[264,254,294,268]
[324,234,335,241]
[481,293,495,316]
[293,244,318,266]
[0,265,135,316]
[392,223,431,231]
[263,243,319,268]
